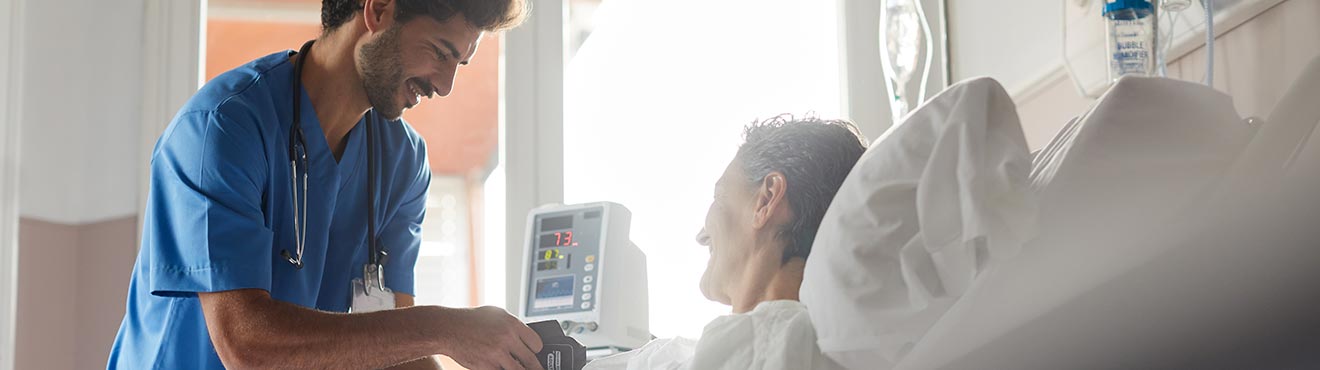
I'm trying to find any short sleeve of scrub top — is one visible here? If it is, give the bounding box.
[147,110,276,296]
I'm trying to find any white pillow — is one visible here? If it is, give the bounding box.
[801,77,1037,369]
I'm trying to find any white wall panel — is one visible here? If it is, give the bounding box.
[17,0,94,223]
[948,0,1059,90]
[82,0,145,224]
[19,0,146,224]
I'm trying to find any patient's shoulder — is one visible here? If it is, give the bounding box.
[753,300,818,345]
[750,300,815,331]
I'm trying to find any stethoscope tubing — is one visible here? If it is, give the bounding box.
[282,39,385,274]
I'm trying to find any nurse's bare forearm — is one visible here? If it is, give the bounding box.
[198,288,442,370]
[387,294,444,370]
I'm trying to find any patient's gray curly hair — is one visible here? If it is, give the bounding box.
[736,114,868,264]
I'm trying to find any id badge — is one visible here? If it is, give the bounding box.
[350,277,395,313]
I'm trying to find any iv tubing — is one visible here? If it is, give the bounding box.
[1159,9,1181,77]
[913,0,934,103]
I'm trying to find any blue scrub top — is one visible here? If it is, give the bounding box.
[107,51,431,369]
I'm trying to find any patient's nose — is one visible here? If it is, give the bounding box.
[695,227,711,246]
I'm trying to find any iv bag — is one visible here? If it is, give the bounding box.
[881,0,922,88]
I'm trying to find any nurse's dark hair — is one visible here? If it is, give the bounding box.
[321,0,529,33]
[736,114,868,264]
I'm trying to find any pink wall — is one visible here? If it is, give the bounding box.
[17,216,137,370]
[16,219,77,370]
[75,218,138,369]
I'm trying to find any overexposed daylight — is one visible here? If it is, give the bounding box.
[0,0,1318,369]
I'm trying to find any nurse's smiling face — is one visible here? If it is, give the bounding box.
[357,9,482,121]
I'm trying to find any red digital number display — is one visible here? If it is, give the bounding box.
[538,231,580,248]
[556,231,576,246]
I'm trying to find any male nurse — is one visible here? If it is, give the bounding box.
[107,1,543,369]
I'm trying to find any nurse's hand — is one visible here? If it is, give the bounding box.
[435,306,544,370]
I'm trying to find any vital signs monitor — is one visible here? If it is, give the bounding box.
[519,202,650,354]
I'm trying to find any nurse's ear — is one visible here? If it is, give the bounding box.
[362,0,397,34]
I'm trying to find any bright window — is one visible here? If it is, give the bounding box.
[563,0,842,338]
[415,176,473,308]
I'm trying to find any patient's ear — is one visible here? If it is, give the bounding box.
[752,172,790,231]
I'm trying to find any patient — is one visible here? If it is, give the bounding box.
[587,115,867,370]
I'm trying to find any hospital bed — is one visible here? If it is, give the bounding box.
[897,56,1320,369]
[908,56,1320,367]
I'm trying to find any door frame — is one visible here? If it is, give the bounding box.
[0,0,25,368]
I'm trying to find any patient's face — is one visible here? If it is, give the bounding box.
[697,159,756,305]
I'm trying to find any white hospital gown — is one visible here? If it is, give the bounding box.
[585,300,843,370]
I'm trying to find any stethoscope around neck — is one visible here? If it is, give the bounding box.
[281,40,389,287]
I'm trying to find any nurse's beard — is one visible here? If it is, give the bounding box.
[359,24,406,121]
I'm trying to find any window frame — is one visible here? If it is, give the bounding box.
[499,0,569,308]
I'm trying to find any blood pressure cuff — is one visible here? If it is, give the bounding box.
[528,320,587,370]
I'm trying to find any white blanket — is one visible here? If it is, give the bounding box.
[585,301,841,370]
